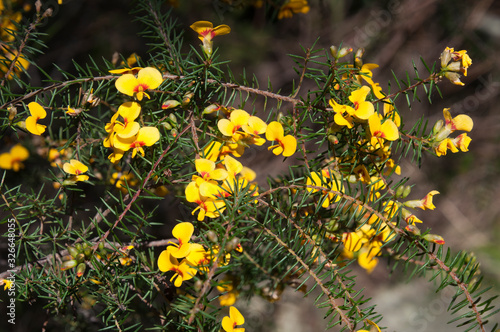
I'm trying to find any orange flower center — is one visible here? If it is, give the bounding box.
[130,141,145,148]
[134,84,149,93]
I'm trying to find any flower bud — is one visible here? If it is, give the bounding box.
[402,185,411,199]
[162,122,173,130]
[423,233,445,245]
[61,259,78,271]
[8,106,17,121]
[75,243,82,251]
[203,104,221,115]
[337,47,353,59]
[171,129,178,137]
[328,135,339,145]
[161,100,180,110]
[67,246,79,259]
[432,120,444,135]
[83,247,92,258]
[354,48,364,67]
[168,113,178,124]
[207,230,218,243]
[194,279,203,292]
[75,253,86,263]
[395,185,405,198]
[76,263,86,278]
[405,224,421,236]
[225,237,240,252]
[182,92,194,106]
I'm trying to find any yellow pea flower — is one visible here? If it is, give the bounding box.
[0,144,29,171]
[185,181,226,221]
[217,109,250,138]
[157,247,197,287]
[168,222,194,259]
[63,159,89,182]
[190,21,231,57]
[348,86,375,120]
[452,133,472,152]
[404,190,440,211]
[330,99,356,128]
[185,243,211,272]
[113,126,160,158]
[115,67,163,101]
[222,306,245,332]
[368,113,399,145]
[0,279,14,290]
[306,170,342,208]
[193,158,228,197]
[265,121,297,157]
[25,102,47,135]
[443,108,473,132]
[113,102,141,139]
[242,115,267,146]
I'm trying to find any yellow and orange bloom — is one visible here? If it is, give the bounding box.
[265,121,297,157]
[329,86,374,128]
[113,126,160,158]
[190,21,231,57]
[113,102,142,139]
[25,102,47,135]
[404,190,439,211]
[0,144,29,171]
[306,170,342,208]
[157,246,197,287]
[115,67,163,101]
[168,222,195,259]
[63,159,89,182]
[222,306,245,332]
[440,47,472,85]
[0,278,14,291]
[218,109,250,138]
[368,113,399,145]
[217,279,239,306]
[185,181,226,221]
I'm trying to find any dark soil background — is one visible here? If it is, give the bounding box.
[4,0,500,331]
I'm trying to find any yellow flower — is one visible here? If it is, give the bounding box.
[185,243,211,272]
[404,190,440,211]
[113,102,142,139]
[113,126,160,158]
[368,113,399,145]
[222,306,245,332]
[168,222,195,259]
[277,0,310,19]
[452,133,471,152]
[348,86,375,120]
[218,109,250,138]
[193,158,228,198]
[265,121,297,157]
[306,170,342,208]
[217,278,239,306]
[0,278,14,290]
[443,108,473,133]
[242,115,267,146]
[115,67,163,101]
[356,320,381,332]
[25,102,47,135]
[157,247,197,287]
[63,159,89,182]
[190,21,231,57]
[0,144,29,171]
[185,181,226,221]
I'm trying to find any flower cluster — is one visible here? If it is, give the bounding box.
[104,67,163,162]
[440,47,472,86]
[431,108,473,156]
[0,2,30,80]
[157,222,236,287]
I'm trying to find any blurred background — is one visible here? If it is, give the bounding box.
[2,0,500,330]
